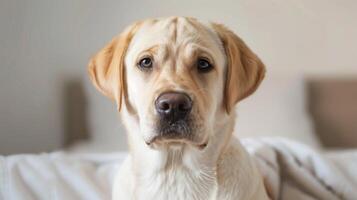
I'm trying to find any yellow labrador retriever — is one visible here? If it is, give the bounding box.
[88,17,269,200]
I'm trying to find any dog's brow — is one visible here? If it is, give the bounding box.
[138,44,171,62]
[187,45,215,64]
[141,45,160,55]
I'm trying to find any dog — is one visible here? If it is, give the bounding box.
[88,17,269,200]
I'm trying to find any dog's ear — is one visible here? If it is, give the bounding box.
[88,23,140,111]
[211,23,266,113]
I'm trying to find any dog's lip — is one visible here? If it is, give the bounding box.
[145,137,208,150]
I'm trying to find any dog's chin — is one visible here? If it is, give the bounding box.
[145,135,208,150]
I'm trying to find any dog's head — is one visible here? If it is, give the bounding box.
[88,17,265,150]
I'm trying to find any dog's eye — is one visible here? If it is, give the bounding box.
[138,57,153,69]
[197,58,213,72]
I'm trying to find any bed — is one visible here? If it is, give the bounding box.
[1,139,357,200]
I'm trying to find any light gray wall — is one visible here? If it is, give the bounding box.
[0,0,131,154]
[1,0,356,154]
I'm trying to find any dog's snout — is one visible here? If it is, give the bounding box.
[155,92,192,121]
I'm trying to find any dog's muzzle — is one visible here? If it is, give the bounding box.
[150,92,193,143]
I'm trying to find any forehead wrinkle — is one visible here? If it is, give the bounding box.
[176,20,201,44]
[170,17,178,43]
[184,18,224,52]
[153,17,179,45]
[184,17,213,39]
[158,45,171,63]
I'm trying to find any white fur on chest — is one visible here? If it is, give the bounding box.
[138,147,218,200]
[136,165,217,200]
[114,147,218,200]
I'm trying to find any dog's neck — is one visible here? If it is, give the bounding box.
[129,144,219,199]
[121,111,264,199]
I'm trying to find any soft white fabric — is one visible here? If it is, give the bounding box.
[1,139,356,200]
[244,138,357,200]
[0,153,125,200]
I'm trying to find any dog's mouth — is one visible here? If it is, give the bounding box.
[146,137,208,150]
[145,119,208,150]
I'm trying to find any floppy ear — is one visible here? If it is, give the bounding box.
[211,23,266,113]
[88,23,140,111]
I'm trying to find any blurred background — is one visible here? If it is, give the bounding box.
[0,0,356,155]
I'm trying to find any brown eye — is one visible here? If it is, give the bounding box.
[197,58,213,72]
[138,57,153,69]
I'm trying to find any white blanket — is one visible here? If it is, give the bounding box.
[243,138,357,200]
[1,139,356,200]
[0,153,125,200]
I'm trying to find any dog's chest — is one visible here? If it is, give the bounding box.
[135,166,217,200]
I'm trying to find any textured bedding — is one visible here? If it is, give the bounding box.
[0,153,125,200]
[1,139,356,200]
[243,138,357,200]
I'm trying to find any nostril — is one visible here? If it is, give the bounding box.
[159,101,170,111]
[178,102,190,112]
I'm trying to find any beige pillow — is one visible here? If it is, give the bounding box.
[234,73,321,148]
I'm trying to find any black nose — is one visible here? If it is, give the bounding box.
[155,92,192,121]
